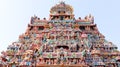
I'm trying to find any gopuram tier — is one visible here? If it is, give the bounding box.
[1,2,120,67]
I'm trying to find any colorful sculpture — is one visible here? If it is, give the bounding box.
[0,1,120,67]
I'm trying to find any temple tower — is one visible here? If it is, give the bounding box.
[0,1,120,67]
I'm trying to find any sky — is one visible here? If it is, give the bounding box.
[0,0,120,53]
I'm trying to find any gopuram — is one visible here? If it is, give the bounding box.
[0,1,120,67]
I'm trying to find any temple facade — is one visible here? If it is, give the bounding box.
[0,2,120,67]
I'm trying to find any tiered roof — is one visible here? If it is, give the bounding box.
[0,2,120,67]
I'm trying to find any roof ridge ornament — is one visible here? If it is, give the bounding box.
[59,0,65,4]
[50,1,74,15]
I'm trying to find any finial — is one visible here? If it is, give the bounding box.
[59,0,65,3]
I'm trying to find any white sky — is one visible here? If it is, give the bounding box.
[0,0,120,53]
